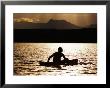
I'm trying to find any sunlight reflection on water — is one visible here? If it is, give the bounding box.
[14,43,97,76]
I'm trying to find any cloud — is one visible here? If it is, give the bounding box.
[14,18,34,23]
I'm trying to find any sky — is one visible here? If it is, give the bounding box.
[14,13,97,27]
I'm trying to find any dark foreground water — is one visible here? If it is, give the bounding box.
[14,43,97,76]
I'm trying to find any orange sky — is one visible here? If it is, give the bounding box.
[14,13,97,27]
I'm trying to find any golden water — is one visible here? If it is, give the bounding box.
[14,43,97,76]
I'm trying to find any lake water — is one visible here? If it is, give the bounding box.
[14,43,97,76]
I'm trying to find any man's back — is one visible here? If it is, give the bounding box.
[47,47,67,64]
[53,52,64,63]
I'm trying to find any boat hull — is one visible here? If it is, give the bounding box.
[39,59,78,66]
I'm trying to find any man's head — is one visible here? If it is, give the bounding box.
[58,47,63,52]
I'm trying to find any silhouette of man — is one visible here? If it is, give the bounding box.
[47,47,68,64]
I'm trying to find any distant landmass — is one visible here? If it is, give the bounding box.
[84,24,97,29]
[14,19,97,43]
[14,19,84,29]
[88,24,97,29]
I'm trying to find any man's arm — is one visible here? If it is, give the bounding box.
[47,53,54,62]
[62,53,68,61]
[62,53,66,59]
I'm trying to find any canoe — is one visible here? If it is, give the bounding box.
[39,59,78,66]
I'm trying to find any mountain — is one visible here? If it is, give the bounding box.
[14,19,80,29]
[14,22,45,29]
[86,24,97,29]
[89,24,97,28]
[44,19,80,29]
